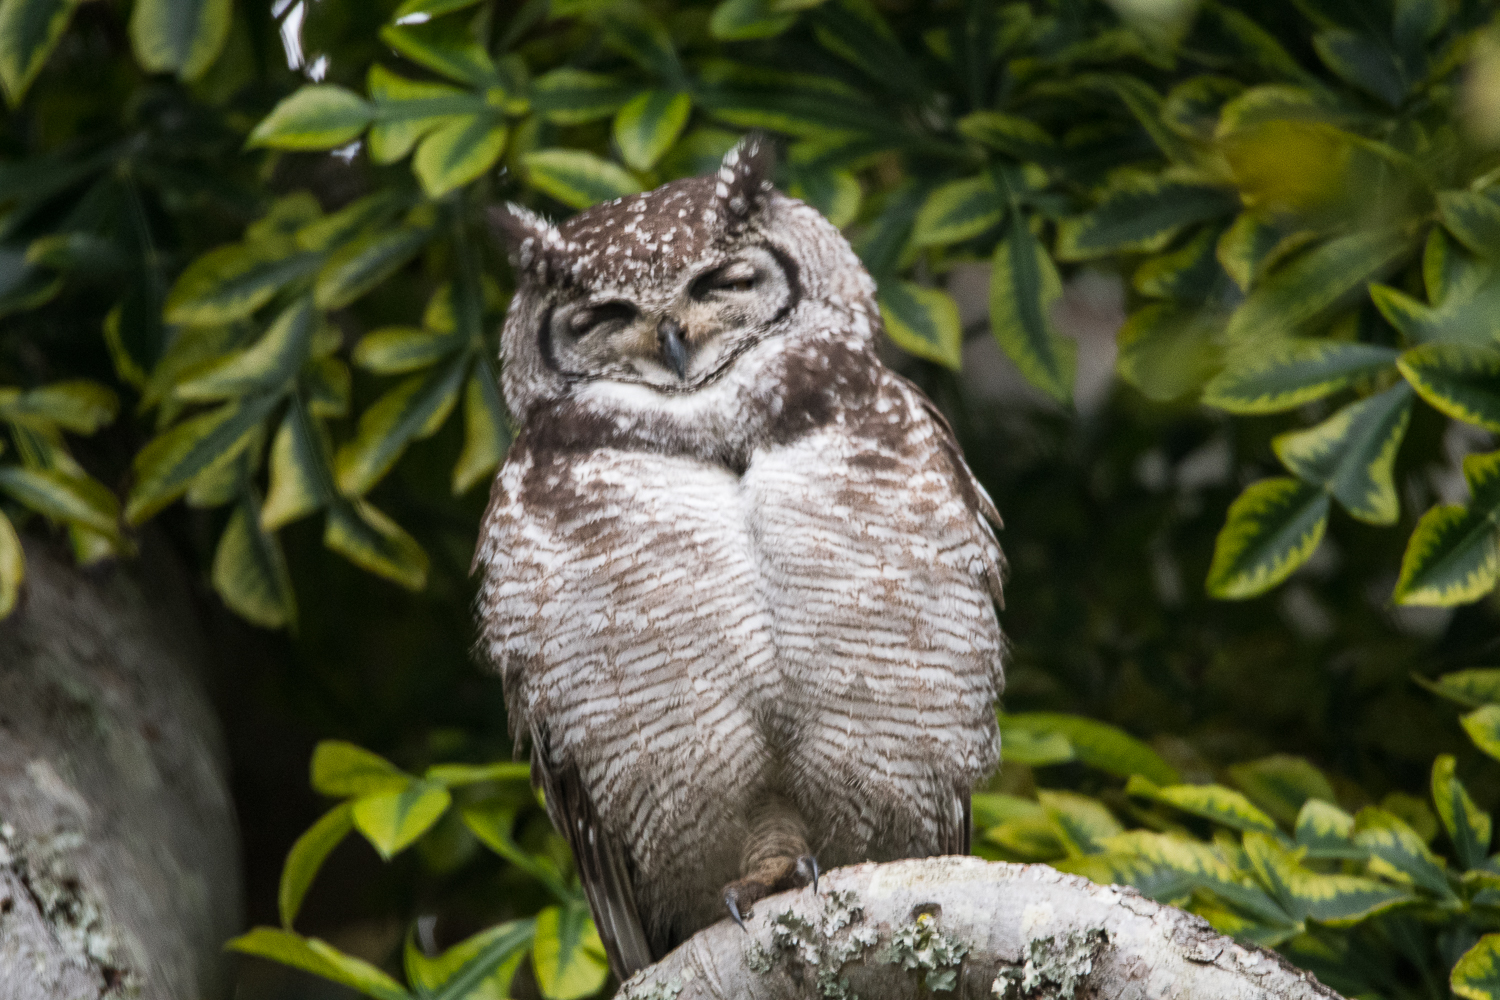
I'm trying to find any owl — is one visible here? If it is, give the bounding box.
[474,136,1004,979]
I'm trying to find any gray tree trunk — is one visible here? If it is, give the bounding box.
[0,538,242,1000]
[623,857,1343,1000]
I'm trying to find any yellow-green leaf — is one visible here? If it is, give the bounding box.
[414,115,507,198]
[249,85,374,151]
[1039,791,1122,856]
[970,793,1044,831]
[262,406,329,531]
[878,281,962,370]
[279,803,354,930]
[336,359,467,496]
[1228,756,1337,830]
[1394,450,1500,606]
[177,299,316,400]
[454,369,509,495]
[910,175,1004,249]
[1462,705,1500,763]
[1272,383,1413,525]
[1438,190,1500,258]
[1056,173,1237,261]
[227,928,411,1000]
[425,762,529,787]
[379,17,495,86]
[709,0,796,41]
[405,920,535,1000]
[323,498,429,590]
[1242,831,1410,926]
[1215,213,1316,294]
[0,0,79,105]
[165,244,321,326]
[956,110,1054,160]
[366,64,470,165]
[989,214,1073,403]
[532,905,608,1000]
[129,0,231,82]
[1294,800,1361,859]
[353,781,452,859]
[1002,713,1179,784]
[212,494,296,630]
[0,379,117,433]
[0,507,22,617]
[1115,303,1223,403]
[522,149,642,209]
[354,326,463,375]
[1207,477,1329,600]
[1397,343,1500,431]
[311,740,411,798]
[1126,775,1280,833]
[530,68,634,125]
[0,465,119,539]
[1133,225,1225,302]
[1453,935,1500,1000]
[613,89,692,171]
[1202,341,1398,414]
[1313,29,1405,107]
[998,727,1073,766]
[1415,669,1500,708]
[985,812,1065,861]
[1433,754,1492,871]
[1353,807,1455,899]
[314,225,431,310]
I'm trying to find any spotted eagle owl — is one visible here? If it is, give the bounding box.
[473,136,1004,979]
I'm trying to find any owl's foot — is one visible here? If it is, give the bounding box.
[722,853,820,931]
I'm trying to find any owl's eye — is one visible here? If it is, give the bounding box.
[568,301,635,337]
[691,263,760,299]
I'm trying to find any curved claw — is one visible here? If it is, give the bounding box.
[726,894,748,932]
[796,854,820,894]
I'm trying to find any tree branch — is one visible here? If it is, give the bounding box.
[619,857,1343,1000]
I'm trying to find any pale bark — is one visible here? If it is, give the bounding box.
[621,857,1343,1000]
[0,538,242,1000]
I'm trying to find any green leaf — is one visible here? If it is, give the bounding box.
[1202,341,1399,414]
[228,929,411,1000]
[1133,226,1226,303]
[970,793,1045,831]
[522,150,641,209]
[1207,478,1329,599]
[1223,228,1414,344]
[989,214,1073,404]
[1039,791,1122,856]
[1312,29,1405,107]
[425,762,530,787]
[530,68,634,125]
[786,165,861,229]
[1463,705,1500,763]
[1395,508,1500,608]
[130,0,232,81]
[249,85,374,151]
[336,358,467,496]
[1415,669,1500,708]
[1438,191,1500,259]
[0,380,117,433]
[454,368,509,495]
[710,0,797,41]
[0,0,79,104]
[1228,756,1337,830]
[531,905,608,1000]
[366,64,471,165]
[613,89,692,171]
[956,110,1054,161]
[314,226,431,310]
[877,281,962,370]
[353,781,453,859]
[279,803,354,930]
[407,920,535,1000]
[1353,806,1455,900]
[165,245,321,326]
[1454,935,1500,1000]
[0,508,22,618]
[177,299,316,401]
[1295,800,1362,859]
[1056,174,1237,262]
[998,728,1074,766]
[1216,213,1316,294]
[414,115,507,197]
[392,0,485,18]
[1397,343,1500,431]
[910,175,1004,249]
[0,466,119,539]
[379,18,495,86]
[1002,713,1179,784]
[354,327,463,375]
[1272,383,1413,524]
[1127,775,1280,834]
[263,405,330,531]
[1433,754,1492,871]
[312,741,411,798]
[1242,831,1410,925]
[212,493,296,630]
[323,499,429,590]
[1114,303,1223,403]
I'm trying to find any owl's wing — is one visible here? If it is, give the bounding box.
[531,726,655,981]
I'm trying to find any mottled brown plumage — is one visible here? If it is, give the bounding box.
[473,137,1004,978]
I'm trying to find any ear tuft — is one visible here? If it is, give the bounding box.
[715,132,777,230]
[486,203,561,272]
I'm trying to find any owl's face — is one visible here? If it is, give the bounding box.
[490,137,878,436]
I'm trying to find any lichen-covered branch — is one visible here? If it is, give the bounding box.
[620,857,1343,1000]
[0,539,241,1000]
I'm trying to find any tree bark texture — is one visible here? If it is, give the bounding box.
[0,538,242,1000]
[620,857,1344,1000]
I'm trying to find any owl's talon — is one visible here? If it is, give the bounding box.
[726,894,749,932]
[796,854,819,894]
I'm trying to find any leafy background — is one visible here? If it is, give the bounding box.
[4,0,1500,997]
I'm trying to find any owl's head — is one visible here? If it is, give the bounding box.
[490,136,877,427]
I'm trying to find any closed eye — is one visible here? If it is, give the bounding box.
[691,264,760,299]
[569,301,635,337]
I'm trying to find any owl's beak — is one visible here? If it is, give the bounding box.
[657,317,689,380]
